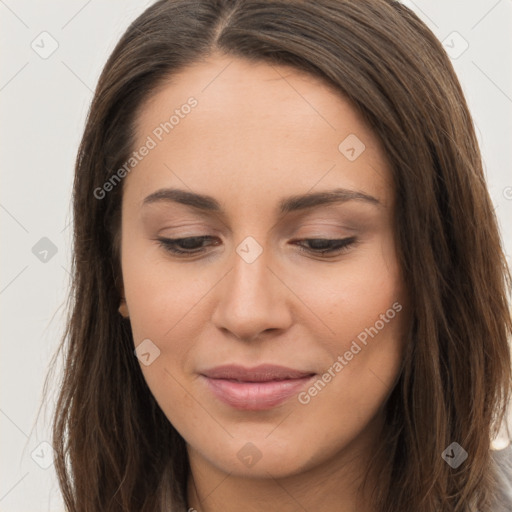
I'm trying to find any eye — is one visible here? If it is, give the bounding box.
[157,236,218,255]
[293,236,357,257]
[156,236,357,258]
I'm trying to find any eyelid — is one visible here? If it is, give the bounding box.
[155,235,358,259]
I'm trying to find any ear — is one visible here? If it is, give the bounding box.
[116,277,129,318]
[118,297,129,318]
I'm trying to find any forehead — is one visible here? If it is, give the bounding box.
[125,54,392,212]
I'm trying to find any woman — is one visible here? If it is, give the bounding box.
[48,0,512,510]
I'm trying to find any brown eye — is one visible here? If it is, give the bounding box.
[157,236,218,255]
[293,237,357,257]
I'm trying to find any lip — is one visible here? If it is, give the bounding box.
[200,364,316,410]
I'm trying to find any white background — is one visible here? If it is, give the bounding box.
[1,1,511,510]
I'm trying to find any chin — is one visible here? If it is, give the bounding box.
[195,436,318,479]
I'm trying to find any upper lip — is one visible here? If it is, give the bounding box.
[201,364,315,382]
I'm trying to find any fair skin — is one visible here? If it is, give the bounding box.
[118,53,408,512]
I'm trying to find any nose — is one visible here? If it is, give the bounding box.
[211,244,292,343]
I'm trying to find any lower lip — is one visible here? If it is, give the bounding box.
[201,375,315,410]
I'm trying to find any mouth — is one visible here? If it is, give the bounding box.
[200,364,316,410]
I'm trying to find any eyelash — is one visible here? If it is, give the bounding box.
[156,236,357,258]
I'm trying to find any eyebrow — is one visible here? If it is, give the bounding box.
[142,187,381,215]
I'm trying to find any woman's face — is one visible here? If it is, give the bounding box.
[119,54,408,479]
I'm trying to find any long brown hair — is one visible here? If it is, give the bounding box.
[46,0,512,510]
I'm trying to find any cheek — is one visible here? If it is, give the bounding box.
[292,239,406,412]
[293,288,405,464]
[289,238,404,349]
[121,248,207,422]
[121,238,208,342]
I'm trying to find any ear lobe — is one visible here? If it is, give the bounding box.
[118,299,129,318]
[116,275,129,317]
